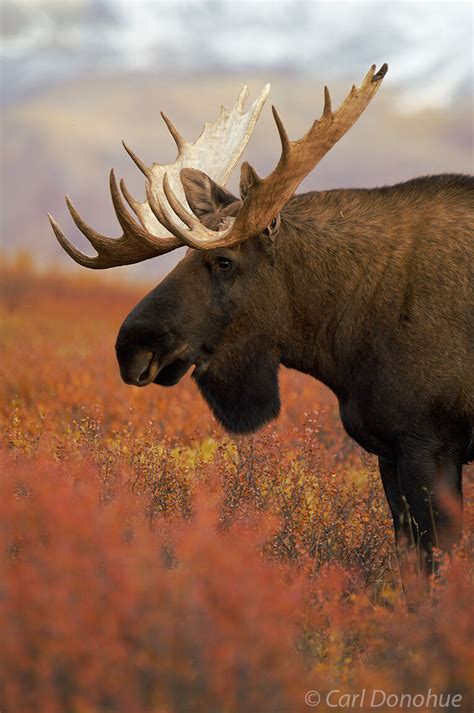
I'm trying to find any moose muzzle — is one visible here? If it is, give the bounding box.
[118,348,160,386]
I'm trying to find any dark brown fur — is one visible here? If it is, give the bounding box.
[116,172,473,570]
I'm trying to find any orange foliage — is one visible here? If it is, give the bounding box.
[1,260,473,712]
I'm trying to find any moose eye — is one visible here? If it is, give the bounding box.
[217,257,232,272]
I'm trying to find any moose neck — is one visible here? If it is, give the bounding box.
[279,189,397,399]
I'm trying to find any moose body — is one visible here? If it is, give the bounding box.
[50,66,473,571]
[116,173,474,568]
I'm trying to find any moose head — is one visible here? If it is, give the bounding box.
[49,65,388,434]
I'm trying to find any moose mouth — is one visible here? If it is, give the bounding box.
[118,346,193,388]
[153,357,193,387]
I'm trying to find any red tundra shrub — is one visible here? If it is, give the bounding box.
[0,450,308,713]
[1,262,473,713]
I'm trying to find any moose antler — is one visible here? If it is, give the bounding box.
[48,85,270,268]
[150,64,388,250]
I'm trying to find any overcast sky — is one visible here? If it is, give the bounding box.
[1,0,473,112]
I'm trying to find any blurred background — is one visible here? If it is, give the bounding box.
[1,0,473,279]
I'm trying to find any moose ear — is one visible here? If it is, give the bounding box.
[180,168,238,218]
[239,161,261,202]
[263,214,281,241]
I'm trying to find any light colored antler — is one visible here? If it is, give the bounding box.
[151,64,388,250]
[48,84,270,268]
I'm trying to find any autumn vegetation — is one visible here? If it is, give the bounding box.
[1,256,473,712]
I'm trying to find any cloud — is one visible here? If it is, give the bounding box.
[1,0,472,113]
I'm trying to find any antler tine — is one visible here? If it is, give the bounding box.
[162,174,202,230]
[160,111,186,153]
[237,85,249,113]
[119,177,139,214]
[109,169,150,238]
[362,63,376,85]
[145,180,205,248]
[373,63,389,82]
[108,170,184,254]
[65,194,112,253]
[122,141,151,178]
[323,86,332,118]
[145,181,187,240]
[271,106,291,161]
[48,213,103,269]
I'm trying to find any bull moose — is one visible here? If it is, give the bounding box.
[49,65,473,573]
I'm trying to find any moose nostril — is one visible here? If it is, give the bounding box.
[137,352,155,384]
[136,352,160,385]
[119,349,159,386]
